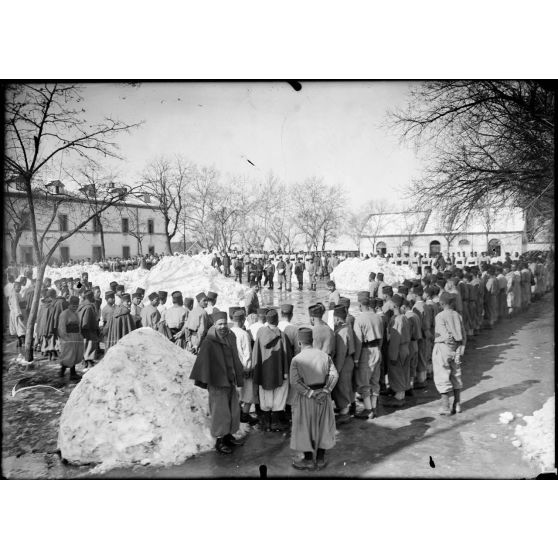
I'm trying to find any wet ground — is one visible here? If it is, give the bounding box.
[2,281,554,479]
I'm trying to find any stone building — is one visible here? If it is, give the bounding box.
[359,207,528,257]
[4,178,168,265]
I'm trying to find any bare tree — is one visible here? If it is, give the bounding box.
[363,201,395,254]
[4,83,140,364]
[436,206,461,252]
[141,156,191,254]
[391,80,554,229]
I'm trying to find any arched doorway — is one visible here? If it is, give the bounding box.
[376,241,386,255]
[429,240,441,256]
[488,238,501,257]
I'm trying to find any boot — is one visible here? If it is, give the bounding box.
[371,395,378,418]
[453,389,461,414]
[215,437,233,454]
[270,411,287,432]
[261,411,272,432]
[292,451,315,471]
[69,366,81,382]
[349,401,356,415]
[223,433,244,446]
[439,393,451,415]
[316,448,327,470]
[59,365,66,378]
[240,411,259,425]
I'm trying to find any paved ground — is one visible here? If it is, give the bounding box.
[2,289,554,479]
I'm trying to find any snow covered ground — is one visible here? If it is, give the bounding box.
[57,328,245,471]
[331,257,417,292]
[514,396,555,474]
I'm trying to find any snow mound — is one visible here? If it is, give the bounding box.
[514,396,555,474]
[331,257,417,291]
[499,411,515,424]
[137,255,246,314]
[43,255,246,316]
[57,327,218,469]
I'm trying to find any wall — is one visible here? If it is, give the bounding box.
[361,231,526,256]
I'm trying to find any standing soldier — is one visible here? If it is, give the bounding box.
[276,255,287,290]
[384,294,411,408]
[185,292,211,353]
[289,327,338,471]
[285,257,293,292]
[264,258,275,290]
[140,292,161,330]
[352,291,384,419]
[244,280,260,316]
[189,312,245,454]
[234,255,243,283]
[309,303,336,357]
[8,280,26,353]
[306,257,317,291]
[404,296,422,393]
[57,296,84,382]
[433,292,466,415]
[105,293,136,350]
[520,262,532,310]
[294,258,305,291]
[78,290,99,369]
[332,304,355,424]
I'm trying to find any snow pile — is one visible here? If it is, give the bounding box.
[43,255,247,315]
[514,396,555,474]
[138,255,246,313]
[58,328,219,469]
[499,411,515,424]
[330,257,417,292]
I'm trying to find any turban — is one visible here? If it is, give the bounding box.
[148,292,159,302]
[121,293,131,302]
[266,309,279,325]
[69,296,80,305]
[213,311,228,323]
[333,305,347,319]
[298,327,313,344]
[280,303,294,314]
[207,291,218,301]
[195,292,207,303]
[104,290,115,299]
[357,291,370,304]
[308,304,325,318]
[391,294,404,307]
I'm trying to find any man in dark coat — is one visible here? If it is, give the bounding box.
[189,311,245,454]
[294,258,305,290]
[105,293,136,350]
[252,309,292,432]
[78,290,99,368]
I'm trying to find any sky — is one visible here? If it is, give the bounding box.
[53,81,426,212]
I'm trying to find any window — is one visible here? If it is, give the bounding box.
[376,241,387,255]
[21,246,33,265]
[148,246,155,255]
[92,246,103,261]
[122,218,129,233]
[147,219,154,234]
[122,245,130,258]
[59,214,68,232]
[60,246,70,262]
[21,211,31,231]
[93,215,102,232]
[458,238,470,247]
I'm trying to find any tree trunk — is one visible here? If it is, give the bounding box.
[165,234,173,255]
[99,223,106,259]
[23,259,49,365]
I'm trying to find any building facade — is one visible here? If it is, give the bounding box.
[4,180,169,265]
[360,208,528,257]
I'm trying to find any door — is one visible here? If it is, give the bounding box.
[92,246,103,261]
[429,240,441,256]
[60,246,70,262]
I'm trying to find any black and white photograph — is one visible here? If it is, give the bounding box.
[2,80,554,480]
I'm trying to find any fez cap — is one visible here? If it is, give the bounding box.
[280,303,294,314]
[308,303,325,318]
[207,291,218,300]
[232,310,245,320]
[397,286,408,296]
[183,297,194,307]
[357,291,370,304]
[326,280,335,288]
[298,327,313,344]
[195,292,207,302]
[105,290,115,299]
[382,285,393,294]
[403,279,412,288]
[266,309,279,325]
[374,297,385,308]
[136,287,145,295]
[413,285,424,296]
[391,294,404,307]
[69,295,80,305]
[171,290,182,298]
[133,289,143,297]
[116,284,125,292]
[369,272,377,279]
[228,306,242,319]
[213,311,228,323]
[148,292,159,301]
[121,293,131,302]
[158,290,168,297]
[109,281,118,289]
[339,297,351,309]
[47,288,57,298]
[172,292,183,303]
[439,292,452,305]
[425,286,437,297]
[333,305,347,319]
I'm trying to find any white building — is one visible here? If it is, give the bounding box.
[360,207,528,257]
[4,179,169,265]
